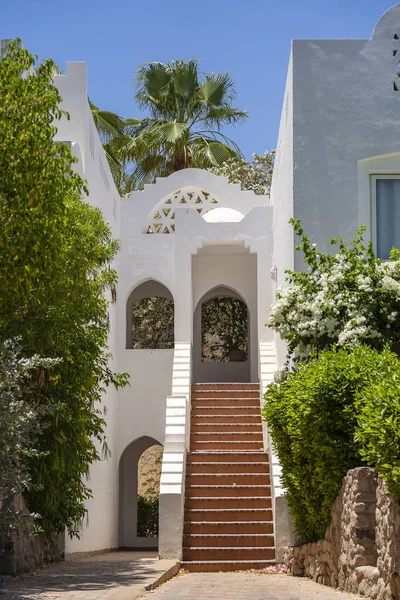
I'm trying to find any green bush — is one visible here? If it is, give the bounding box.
[355,351,400,499]
[263,346,396,542]
[0,40,128,537]
[137,496,159,538]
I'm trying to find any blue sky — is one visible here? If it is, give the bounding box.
[1,0,396,160]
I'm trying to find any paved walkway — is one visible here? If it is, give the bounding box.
[145,572,363,600]
[2,556,365,600]
[4,551,177,600]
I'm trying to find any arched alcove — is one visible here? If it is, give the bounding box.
[126,280,174,349]
[193,286,251,383]
[118,435,163,549]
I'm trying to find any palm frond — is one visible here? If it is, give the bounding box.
[192,130,244,157]
[102,140,124,182]
[150,121,189,144]
[198,73,236,106]
[202,106,248,129]
[130,153,166,187]
[189,137,239,168]
[173,59,198,99]
[135,62,171,113]
[89,100,127,142]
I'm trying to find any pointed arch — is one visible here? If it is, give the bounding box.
[126,280,174,349]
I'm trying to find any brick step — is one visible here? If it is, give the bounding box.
[191,432,263,442]
[184,521,274,534]
[188,451,268,463]
[186,473,270,486]
[192,415,261,424]
[192,390,260,404]
[184,508,273,522]
[191,441,264,451]
[185,485,271,498]
[183,534,275,548]
[186,462,269,474]
[192,406,261,415]
[183,547,276,561]
[180,560,275,572]
[191,423,263,433]
[192,384,260,392]
[185,497,272,509]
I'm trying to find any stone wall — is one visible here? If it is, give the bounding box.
[0,495,64,577]
[0,532,63,577]
[285,467,400,599]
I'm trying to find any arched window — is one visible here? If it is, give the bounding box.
[126,281,174,349]
[201,296,249,363]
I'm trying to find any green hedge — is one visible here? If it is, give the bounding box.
[356,354,400,499]
[263,346,400,542]
[137,495,159,538]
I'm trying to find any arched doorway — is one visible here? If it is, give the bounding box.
[193,286,250,383]
[119,436,163,548]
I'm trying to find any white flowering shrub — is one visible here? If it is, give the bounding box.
[0,340,60,534]
[269,220,400,357]
[209,150,275,196]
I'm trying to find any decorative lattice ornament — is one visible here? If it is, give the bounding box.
[145,186,222,233]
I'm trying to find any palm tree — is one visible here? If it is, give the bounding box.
[89,101,140,193]
[123,60,247,187]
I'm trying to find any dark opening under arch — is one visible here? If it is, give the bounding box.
[193,286,251,383]
[126,281,174,349]
[201,296,248,362]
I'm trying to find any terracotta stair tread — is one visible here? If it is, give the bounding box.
[191,422,262,426]
[186,473,269,476]
[192,384,260,388]
[188,452,268,462]
[184,509,273,521]
[188,451,267,455]
[191,442,264,450]
[184,520,273,524]
[192,396,260,400]
[192,433,263,440]
[192,417,261,424]
[186,475,271,485]
[192,408,261,413]
[181,561,275,572]
[183,547,275,561]
[185,498,272,509]
[187,461,269,465]
[183,537,275,548]
[183,534,275,539]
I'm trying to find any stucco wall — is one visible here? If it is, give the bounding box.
[192,250,258,382]
[53,63,122,555]
[271,51,294,369]
[117,351,173,461]
[291,5,400,264]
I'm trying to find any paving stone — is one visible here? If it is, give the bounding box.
[3,551,176,600]
[144,572,364,600]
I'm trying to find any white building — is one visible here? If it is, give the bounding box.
[37,2,400,568]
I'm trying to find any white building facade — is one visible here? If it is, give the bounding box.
[43,2,400,565]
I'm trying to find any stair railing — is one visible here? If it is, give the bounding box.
[158,342,191,559]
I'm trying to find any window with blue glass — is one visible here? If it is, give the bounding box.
[374,177,400,259]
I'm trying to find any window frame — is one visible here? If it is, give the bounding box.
[370,173,400,258]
